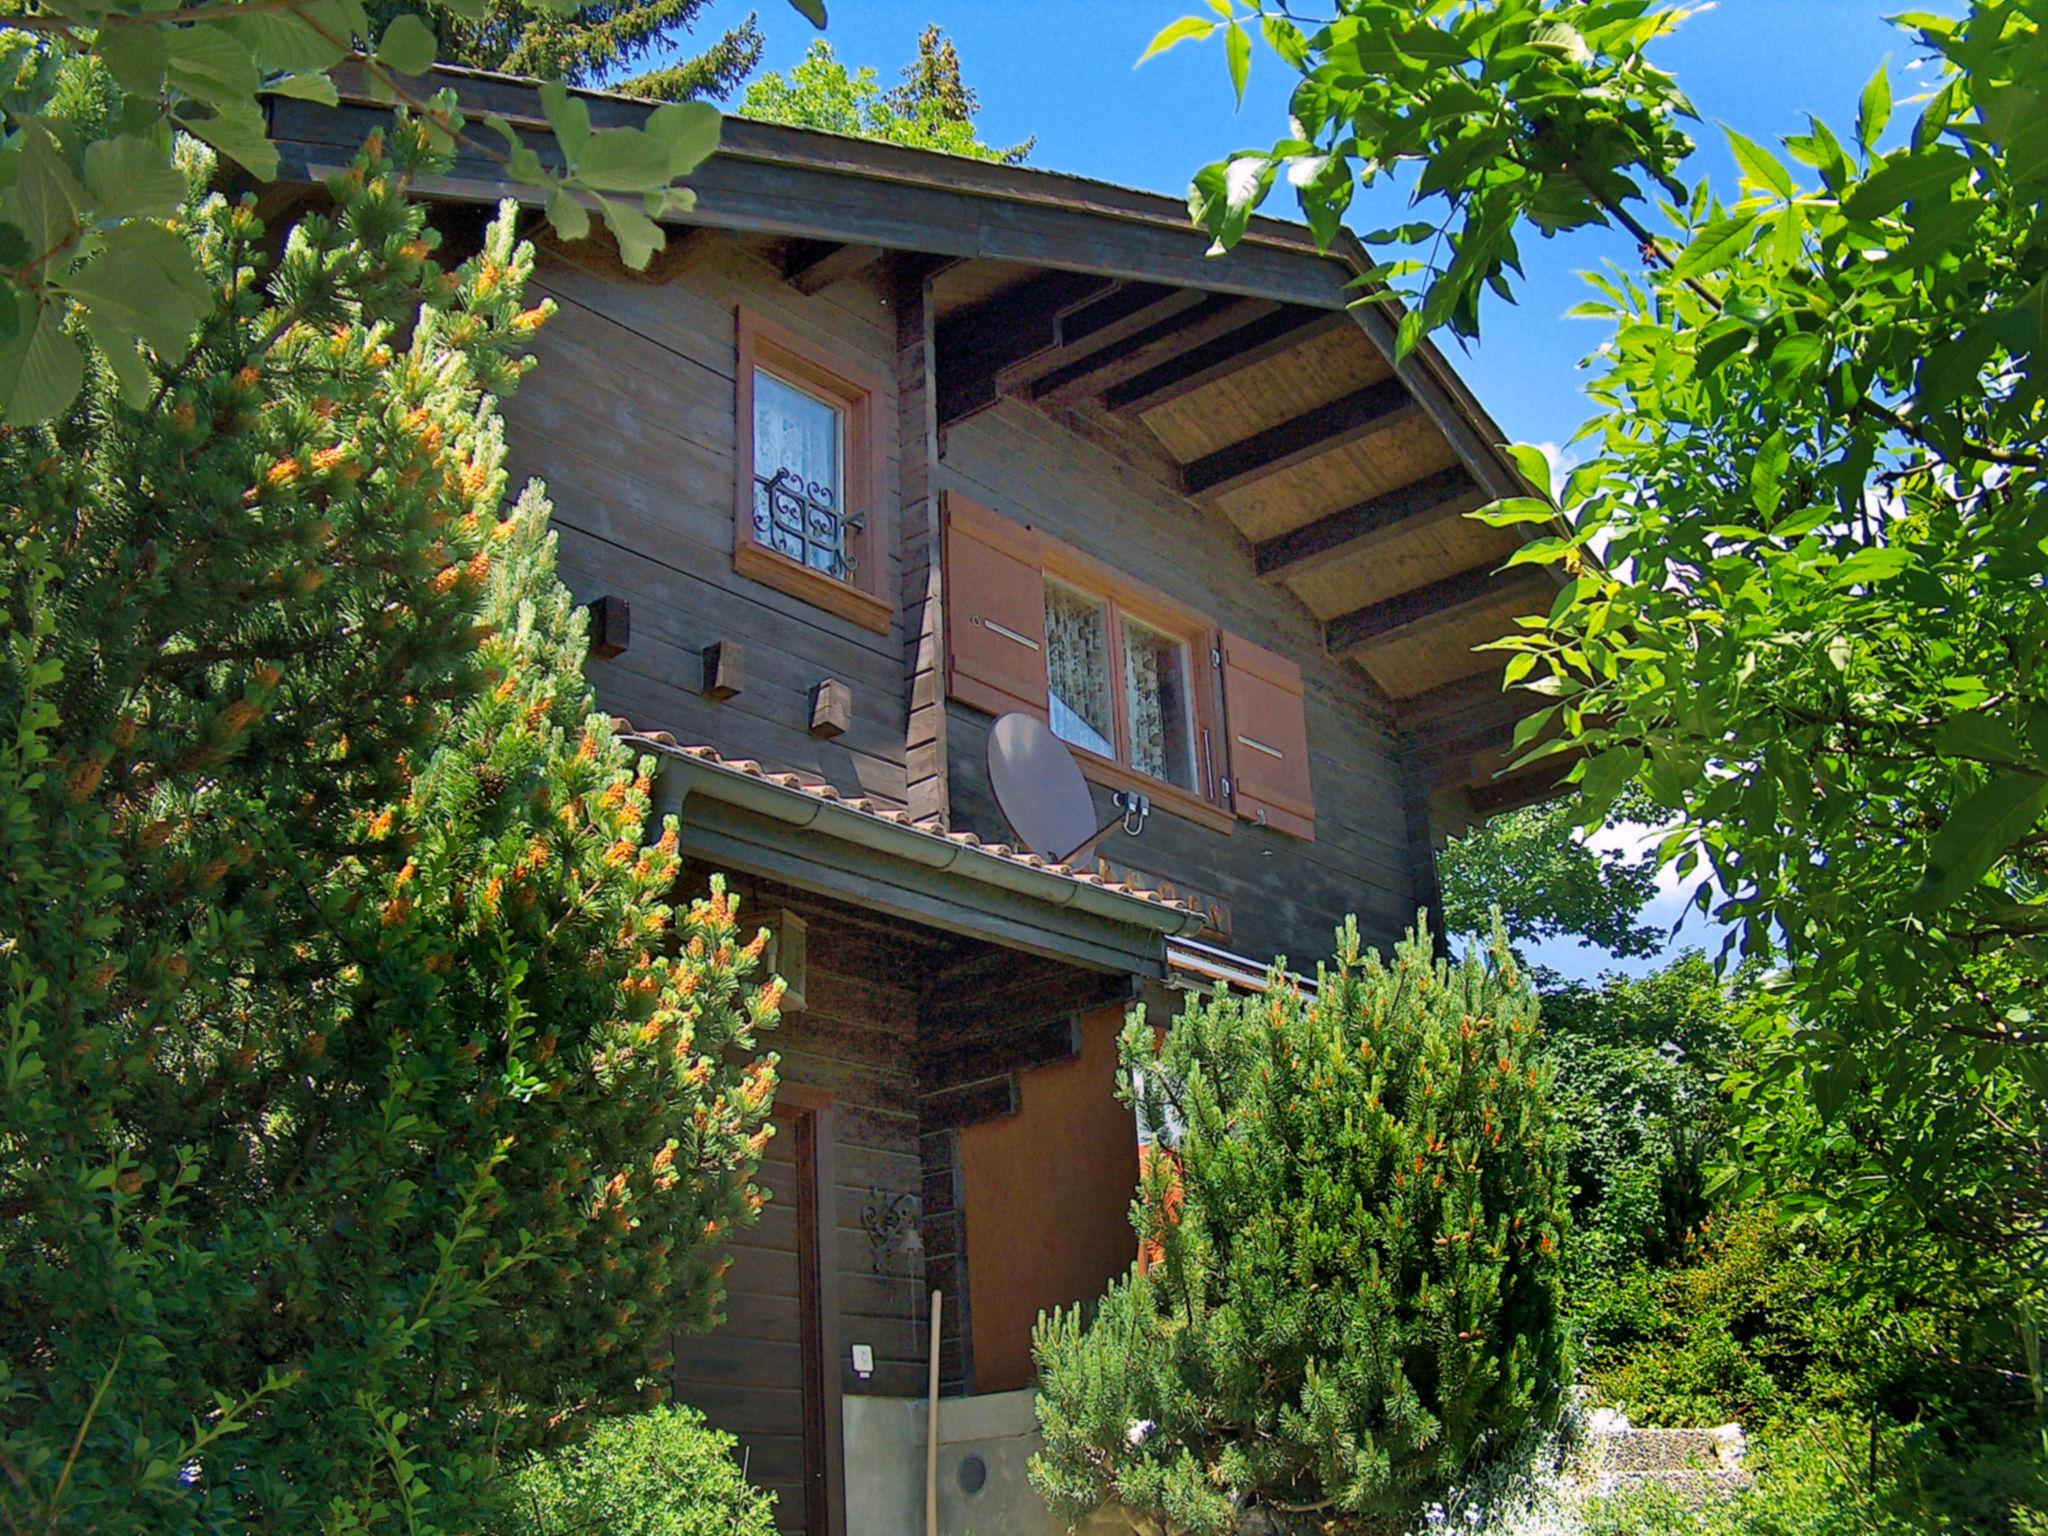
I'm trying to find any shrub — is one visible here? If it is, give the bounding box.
[506,1406,778,1536]
[0,120,777,1530]
[1030,918,1570,1533]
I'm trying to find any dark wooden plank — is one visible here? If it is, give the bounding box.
[1105,309,1348,417]
[1183,377,1419,496]
[921,1012,1083,1093]
[1253,465,1484,580]
[934,270,1117,426]
[1325,562,1554,656]
[921,1075,1020,1131]
[781,239,887,296]
[1029,295,1281,408]
[271,93,1361,309]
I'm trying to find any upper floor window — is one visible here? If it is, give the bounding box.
[1045,577,1198,793]
[943,492,1318,842]
[734,310,892,633]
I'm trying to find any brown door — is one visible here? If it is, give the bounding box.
[673,1093,836,1533]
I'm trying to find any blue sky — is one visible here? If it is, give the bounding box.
[668,1,1946,979]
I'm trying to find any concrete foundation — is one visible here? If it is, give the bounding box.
[843,1388,1131,1536]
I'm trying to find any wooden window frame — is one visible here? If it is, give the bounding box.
[1038,542,1231,835]
[734,309,893,634]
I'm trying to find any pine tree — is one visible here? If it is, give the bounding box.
[1030,919,1569,1534]
[0,118,777,1529]
[363,0,766,102]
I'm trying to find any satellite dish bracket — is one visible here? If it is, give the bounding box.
[1055,790,1150,867]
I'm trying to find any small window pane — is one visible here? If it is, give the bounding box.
[752,369,850,578]
[1123,617,1195,790]
[1044,580,1114,759]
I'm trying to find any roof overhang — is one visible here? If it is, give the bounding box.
[640,740,1206,978]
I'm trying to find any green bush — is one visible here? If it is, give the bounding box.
[1029,918,1570,1533]
[0,121,777,1530]
[506,1407,778,1536]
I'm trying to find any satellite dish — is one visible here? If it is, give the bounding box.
[986,712,1149,865]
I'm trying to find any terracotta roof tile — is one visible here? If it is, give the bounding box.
[611,723,1204,918]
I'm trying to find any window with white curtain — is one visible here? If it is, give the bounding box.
[1042,574,1198,793]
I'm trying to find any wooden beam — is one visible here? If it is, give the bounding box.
[1027,295,1279,407]
[920,1075,1021,1131]
[1468,756,1576,816]
[1253,466,1483,581]
[1183,377,1418,498]
[780,239,886,295]
[921,1011,1085,1094]
[1326,560,1553,656]
[934,269,1117,427]
[1105,309,1347,418]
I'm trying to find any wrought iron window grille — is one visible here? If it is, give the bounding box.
[752,465,864,582]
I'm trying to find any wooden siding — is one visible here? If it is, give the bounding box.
[939,401,1424,963]
[503,235,911,808]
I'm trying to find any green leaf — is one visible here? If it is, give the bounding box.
[1768,330,1825,380]
[540,81,591,165]
[80,306,152,409]
[264,73,340,107]
[1225,21,1251,107]
[544,185,590,243]
[61,223,209,358]
[1139,16,1218,65]
[1856,58,1892,153]
[1914,770,2048,911]
[785,0,826,25]
[599,197,664,270]
[83,136,187,222]
[1471,496,1559,528]
[1841,145,1968,221]
[1936,713,2036,769]
[98,27,169,99]
[643,101,721,178]
[0,299,84,425]
[226,12,349,73]
[1504,442,1553,501]
[1670,212,1755,280]
[177,100,278,180]
[570,129,673,193]
[1725,127,1794,199]
[1750,430,1789,518]
[1262,15,1310,71]
[165,26,261,108]
[2,126,89,269]
[1830,545,1911,586]
[375,14,438,76]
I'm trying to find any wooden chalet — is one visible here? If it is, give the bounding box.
[269,68,1558,1536]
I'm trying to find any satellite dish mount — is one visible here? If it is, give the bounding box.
[985,712,1151,867]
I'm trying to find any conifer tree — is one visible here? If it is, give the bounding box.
[1030,920,1569,1534]
[0,117,777,1530]
[363,0,768,102]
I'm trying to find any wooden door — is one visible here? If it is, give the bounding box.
[673,1092,837,1533]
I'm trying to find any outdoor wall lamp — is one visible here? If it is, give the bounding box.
[861,1189,922,1273]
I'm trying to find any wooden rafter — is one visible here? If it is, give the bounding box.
[1253,465,1484,581]
[1183,377,1418,498]
[1027,295,1280,408]
[780,238,886,295]
[1104,308,1346,418]
[1325,560,1552,656]
[934,269,1117,426]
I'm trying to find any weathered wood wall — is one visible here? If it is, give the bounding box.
[503,236,911,808]
[938,401,1423,964]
